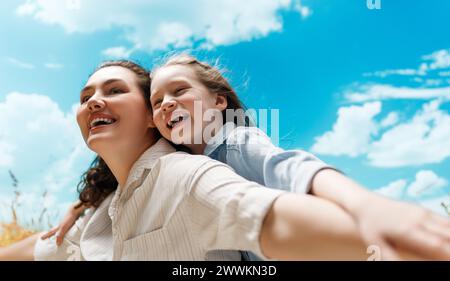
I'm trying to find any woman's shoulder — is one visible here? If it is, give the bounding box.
[158,151,228,172]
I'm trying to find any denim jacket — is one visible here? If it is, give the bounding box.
[204,123,336,260]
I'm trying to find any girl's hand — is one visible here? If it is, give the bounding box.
[355,195,450,260]
[41,201,86,246]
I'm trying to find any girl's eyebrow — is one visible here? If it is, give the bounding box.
[151,79,189,97]
[80,79,125,96]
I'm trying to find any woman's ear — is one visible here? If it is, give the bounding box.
[215,94,228,111]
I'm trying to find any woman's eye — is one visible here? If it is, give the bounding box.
[81,96,90,104]
[110,87,124,94]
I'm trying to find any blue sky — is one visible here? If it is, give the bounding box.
[1,0,449,226]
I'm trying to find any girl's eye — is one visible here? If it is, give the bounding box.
[153,99,162,108]
[175,87,188,95]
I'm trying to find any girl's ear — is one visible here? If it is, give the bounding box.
[147,113,157,128]
[215,94,228,111]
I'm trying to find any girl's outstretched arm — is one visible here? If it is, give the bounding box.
[260,193,425,260]
[260,193,368,260]
[41,200,87,246]
[0,232,43,261]
[310,168,450,260]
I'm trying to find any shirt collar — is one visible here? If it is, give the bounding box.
[204,122,236,156]
[118,138,177,193]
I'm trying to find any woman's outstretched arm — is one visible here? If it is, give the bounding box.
[0,232,43,261]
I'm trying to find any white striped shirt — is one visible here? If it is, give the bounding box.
[34,138,285,261]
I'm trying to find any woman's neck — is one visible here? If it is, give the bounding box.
[100,135,158,189]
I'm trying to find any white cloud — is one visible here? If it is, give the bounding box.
[423,79,444,87]
[334,50,450,166]
[368,100,450,167]
[44,62,63,69]
[0,92,94,225]
[364,49,450,78]
[380,112,399,128]
[311,102,381,157]
[312,98,450,167]
[294,0,311,18]
[374,171,449,216]
[407,170,448,197]
[375,179,407,199]
[101,46,133,59]
[6,57,35,69]
[16,0,38,16]
[0,141,15,166]
[375,170,448,199]
[422,49,450,71]
[364,69,422,78]
[5,57,63,70]
[345,84,450,103]
[16,0,309,52]
[311,48,450,199]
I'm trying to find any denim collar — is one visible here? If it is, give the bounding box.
[203,122,236,156]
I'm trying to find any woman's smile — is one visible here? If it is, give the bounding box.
[88,113,118,134]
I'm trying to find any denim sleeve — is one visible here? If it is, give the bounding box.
[225,127,337,193]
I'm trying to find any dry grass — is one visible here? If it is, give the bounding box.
[0,171,39,247]
[442,202,450,217]
[0,222,36,247]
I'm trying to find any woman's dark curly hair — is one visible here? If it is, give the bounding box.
[76,60,152,208]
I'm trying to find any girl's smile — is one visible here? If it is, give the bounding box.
[150,64,227,151]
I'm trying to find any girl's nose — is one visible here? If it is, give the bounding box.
[161,99,176,112]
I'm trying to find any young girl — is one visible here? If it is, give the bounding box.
[44,55,450,260]
[0,60,394,261]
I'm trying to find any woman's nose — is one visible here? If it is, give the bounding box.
[161,99,176,112]
[87,97,105,112]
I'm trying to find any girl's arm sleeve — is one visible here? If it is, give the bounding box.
[226,127,338,193]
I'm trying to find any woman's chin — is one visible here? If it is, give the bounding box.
[86,134,114,152]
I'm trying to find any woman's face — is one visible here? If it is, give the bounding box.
[150,65,226,147]
[77,66,154,154]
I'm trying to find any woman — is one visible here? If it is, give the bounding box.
[0,61,443,260]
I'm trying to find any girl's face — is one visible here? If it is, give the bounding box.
[150,65,227,151]
[77,66,154,154]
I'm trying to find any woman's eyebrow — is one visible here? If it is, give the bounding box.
[80,79,125,95]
